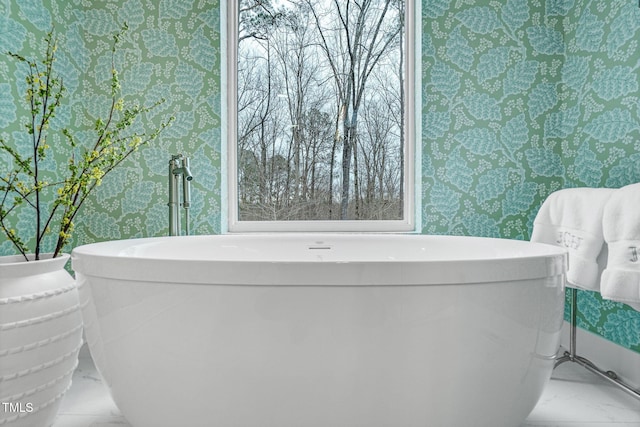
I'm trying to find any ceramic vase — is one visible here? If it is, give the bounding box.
[0,253,83,427]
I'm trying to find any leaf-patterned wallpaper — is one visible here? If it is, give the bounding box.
[1,0,639,354]
[0,0,222,256]
[422,0,640,354]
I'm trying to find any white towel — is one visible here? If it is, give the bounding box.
[531,187,615,291]
[601,183,640,311]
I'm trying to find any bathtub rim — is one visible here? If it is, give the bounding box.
[71,234,567,287]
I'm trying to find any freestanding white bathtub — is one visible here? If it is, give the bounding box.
[71,234,566,427]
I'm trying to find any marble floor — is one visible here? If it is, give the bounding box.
[53,346,640,427]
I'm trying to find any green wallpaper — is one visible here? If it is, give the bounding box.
[73,0,223,241]
[422,0,640,354]
[1,0,639,353]
[0,0,222,255]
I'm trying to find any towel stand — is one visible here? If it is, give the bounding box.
[554,288,640,400]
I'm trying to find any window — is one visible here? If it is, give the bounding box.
[224,0,419,232]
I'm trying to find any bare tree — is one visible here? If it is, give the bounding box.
[237,0,404,222]
[307,0,401,219]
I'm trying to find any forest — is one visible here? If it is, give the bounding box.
[237,0,406,221]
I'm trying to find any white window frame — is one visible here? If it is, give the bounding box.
[222,0,421,233]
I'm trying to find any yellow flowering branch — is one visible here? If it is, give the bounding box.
[0,24,174,261]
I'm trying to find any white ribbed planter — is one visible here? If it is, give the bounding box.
[0,254,83,427]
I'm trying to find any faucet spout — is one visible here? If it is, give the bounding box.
[181,157,193,182]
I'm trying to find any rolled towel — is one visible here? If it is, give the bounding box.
[531,187,615,291]
[601,183,640,311]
